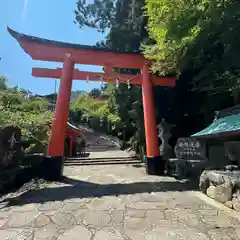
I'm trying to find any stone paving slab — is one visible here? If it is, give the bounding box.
[0,164,240,239]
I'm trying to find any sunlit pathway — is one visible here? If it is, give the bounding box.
[0,163,240,239]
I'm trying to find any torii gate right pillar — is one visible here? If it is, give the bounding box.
[142,62,164,175]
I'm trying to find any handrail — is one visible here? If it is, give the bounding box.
[67,122,83,132]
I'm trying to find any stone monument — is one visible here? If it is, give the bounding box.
[167,137,207,177]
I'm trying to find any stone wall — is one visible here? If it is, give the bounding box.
[200,170,240,211]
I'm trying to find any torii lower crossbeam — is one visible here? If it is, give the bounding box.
[32,68,176,86]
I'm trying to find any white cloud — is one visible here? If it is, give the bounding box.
[20,0,28,30]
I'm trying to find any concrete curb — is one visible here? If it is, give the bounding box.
[192,191,240,221]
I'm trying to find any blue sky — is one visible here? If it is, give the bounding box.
[0,0,106,94]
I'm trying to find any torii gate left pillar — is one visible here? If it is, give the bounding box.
[142,62,163,175]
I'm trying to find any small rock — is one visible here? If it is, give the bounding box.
[206,184,232,203]
[224,201,233,209]
[208,171,225,186]
[206,186,216,199]
[232,197,240,212]
[233,189,240,198]
[199,171,209,194]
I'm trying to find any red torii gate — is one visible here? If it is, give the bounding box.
[8,27,176,175]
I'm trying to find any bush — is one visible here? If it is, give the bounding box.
[0,86,53,151]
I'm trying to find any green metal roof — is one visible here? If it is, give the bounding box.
[192,113,240,137]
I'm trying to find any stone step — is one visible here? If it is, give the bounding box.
[65,156,141,166]
[66,157,139,163]
[64,160,142,166]
[66,156,138,161]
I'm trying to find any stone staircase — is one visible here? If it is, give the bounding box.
[65,128,140,166]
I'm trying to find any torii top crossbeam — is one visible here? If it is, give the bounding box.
[8,27,144,68]
[7,27,175,86]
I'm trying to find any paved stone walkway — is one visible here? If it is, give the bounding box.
[1,164,240,239]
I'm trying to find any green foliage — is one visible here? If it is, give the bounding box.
[75,0,147,51]
[75,0,117,32]
[0,84,53,148]
[89,88,102,99]
[145,0,240,95]
[71,91,122,131]
[72,93,107,116]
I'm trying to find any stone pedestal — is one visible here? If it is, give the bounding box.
[40,156,64,181]
[145,156,165,176]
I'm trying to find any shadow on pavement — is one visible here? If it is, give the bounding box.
[1,176,198,208]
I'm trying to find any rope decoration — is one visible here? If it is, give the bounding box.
[85,73,140,89]
[97,74,140,88]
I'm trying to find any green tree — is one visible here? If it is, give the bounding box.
[75,0,147,51]
[89,88,101,99]
[144,0,240,98]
